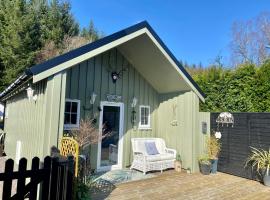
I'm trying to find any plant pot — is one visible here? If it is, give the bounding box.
[199,163,211,175]
[263,174,270,186]
[174,161,181,172]
[210,159,218,174]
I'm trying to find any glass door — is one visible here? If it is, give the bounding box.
[98,102,124,171]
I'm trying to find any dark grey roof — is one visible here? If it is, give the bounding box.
[0,21,205,100]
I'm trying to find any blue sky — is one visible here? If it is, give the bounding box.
[70,0,270,66]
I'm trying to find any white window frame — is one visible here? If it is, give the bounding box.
[139,105,151,129]
[64,99,80,130]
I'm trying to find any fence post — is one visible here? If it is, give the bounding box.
[2,159,14,199]
[16,158,27,199]
[29,157,40,200]
[66,156,74,200]
[41,156,52,200]
[49,157,60,200]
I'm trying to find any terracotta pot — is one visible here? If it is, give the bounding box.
[174,161,181,172]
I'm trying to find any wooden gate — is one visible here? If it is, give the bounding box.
[0,156,74,200]
[211,113,270,180]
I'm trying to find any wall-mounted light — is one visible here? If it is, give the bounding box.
[90,92,97,105]
[111,68,128,84]
[131,97,137,108]
[131,97,137,126]
[111,72,119,83]
[26,86,34,101]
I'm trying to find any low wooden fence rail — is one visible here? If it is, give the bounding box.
[0,156,74,200]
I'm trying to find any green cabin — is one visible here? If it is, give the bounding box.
[0,21,209,172]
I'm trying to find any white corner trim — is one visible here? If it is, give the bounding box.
[32,27,204,102]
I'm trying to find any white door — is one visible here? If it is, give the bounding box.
[97,101,124,171]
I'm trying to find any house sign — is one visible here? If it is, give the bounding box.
[106,94,122,102]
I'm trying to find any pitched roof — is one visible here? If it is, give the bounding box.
[0,21,205,101]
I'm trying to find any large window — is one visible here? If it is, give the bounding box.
[139,105,151,129]
[64,99,80,130]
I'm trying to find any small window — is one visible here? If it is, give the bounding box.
[64,99,80,130]
[139,105,151,129]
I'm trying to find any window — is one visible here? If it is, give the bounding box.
[64,99,80,130]
[139,105,151,129]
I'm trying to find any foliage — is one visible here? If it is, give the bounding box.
[176,153,182,162]
[246,147,270,176]
[0,0,41,89]
[35,35,90,63]
[230,12,270,66]
[198,155,211,165]
[70,118,110,180]
[70,118,110,148]
[207,135,221,159]
[81,20,104,42]
[0,0,102,92]
[186,60,270,112]
[73,181,91,200]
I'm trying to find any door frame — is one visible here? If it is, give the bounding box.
[97,101,124,172]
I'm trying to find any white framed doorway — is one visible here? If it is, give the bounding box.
[97,101,124,172]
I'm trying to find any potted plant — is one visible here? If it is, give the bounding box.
[207,135,221,174]
[174,153,182,172]
[246,147,270,186]
[198,155,211,175]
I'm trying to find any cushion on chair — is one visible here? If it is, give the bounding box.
[146,153,175,162]
[145,142,159,155]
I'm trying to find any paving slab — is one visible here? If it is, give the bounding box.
[92,170,270,200]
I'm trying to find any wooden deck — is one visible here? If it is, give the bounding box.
[91,170,270,200]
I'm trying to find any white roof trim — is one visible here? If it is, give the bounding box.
[33,28,204,102]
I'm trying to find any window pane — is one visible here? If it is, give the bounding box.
[145,115,148,125]
[141,108,145,125]
[71,102,78,113]
[71,114,77,124]
[65,102,71,112]
[145,108,149,117]
[64,113,70,124]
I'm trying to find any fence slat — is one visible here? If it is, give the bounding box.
[3,159,14,199]
[16,158,27,199]
[29,157,40,200]
[66,156,74,200]
[41,156,52,200]
[0,155,74,200]
[49,157,60,200]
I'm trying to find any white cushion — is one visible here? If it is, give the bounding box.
[146,153,175,162]
[131,138,166,155]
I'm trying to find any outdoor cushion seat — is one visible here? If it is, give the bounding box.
[145,153,175,162]
[130,138,176,174]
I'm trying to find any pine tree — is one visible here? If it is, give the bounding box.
[0,0,41,90]
[81,20,102,42]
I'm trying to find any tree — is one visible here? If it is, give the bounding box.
[35,35,90,63]
[0,0,82,91]
[0,0,41,90]
[230,12,270,66]
[81,20,103,42]
[40,0,79,46]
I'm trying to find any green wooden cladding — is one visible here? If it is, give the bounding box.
[65,48,209,171]
[4,72,66,163]
[4,47,209,172]
[65,48,159,168]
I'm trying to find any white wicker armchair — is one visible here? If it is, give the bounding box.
[130,138,176,174]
